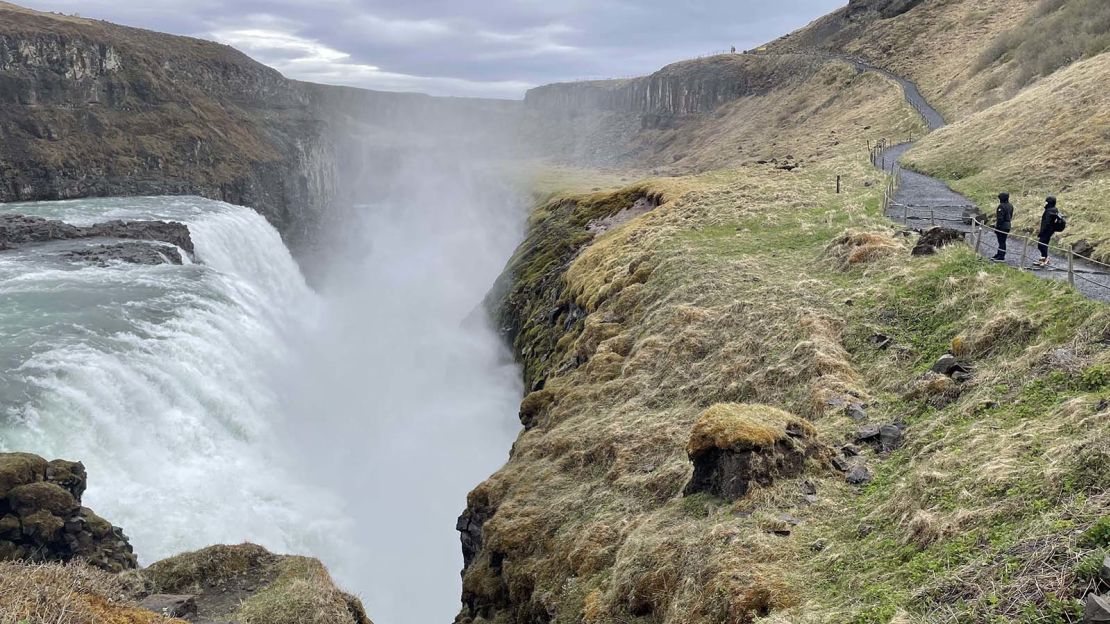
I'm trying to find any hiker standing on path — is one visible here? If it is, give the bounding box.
[1036,196,1065,267]
[992,192,1014,262]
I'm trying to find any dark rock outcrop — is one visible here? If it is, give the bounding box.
[62,241,183,266]
[846,0,925,20]
[912,227,965,256]
[0,3,519,255]
[0,452,137,572]
[682,404,831,500]
[0,213,193,255]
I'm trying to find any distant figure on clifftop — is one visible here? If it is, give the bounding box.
[1035,196,1066,267]
[991,192,1014,262]
[731,46,736,54]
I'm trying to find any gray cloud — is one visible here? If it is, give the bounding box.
[21,0,845,98]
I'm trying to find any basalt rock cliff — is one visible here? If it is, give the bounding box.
[0,2,518,255]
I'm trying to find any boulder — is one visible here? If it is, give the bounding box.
[846,402,868,421]
[846,464,872,485]
[1074,239,1095,258]
[45,460,86,499]
[912,227,964,256]
[683,404,831,500]
[1086,594,1110,623]
[856,425,881,443]
[931,354,969,376]
[869,333,893,350]
[1102,554,1110,583]
[879,425,904,451]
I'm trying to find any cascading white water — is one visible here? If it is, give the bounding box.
[0,197,345,558]
[0,184,525,624]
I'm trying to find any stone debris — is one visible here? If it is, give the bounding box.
[846,464,872,485]
[1086,594,1110,623]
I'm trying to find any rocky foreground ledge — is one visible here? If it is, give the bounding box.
[0,213,193,265]
[0,452,372,624]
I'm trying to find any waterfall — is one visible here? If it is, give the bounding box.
[0,184,524,623]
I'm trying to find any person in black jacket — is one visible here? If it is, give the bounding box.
[992,192,1014,261]
[1035,196,1061,267]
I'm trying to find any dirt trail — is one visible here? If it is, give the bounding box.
[852,57,1110,302]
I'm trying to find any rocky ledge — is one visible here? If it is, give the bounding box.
[62,242,184,266]
[0,452,137,572]
[0,451,374,624]
[0,213,193,261]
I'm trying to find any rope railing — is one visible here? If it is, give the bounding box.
[969,218,1110,291]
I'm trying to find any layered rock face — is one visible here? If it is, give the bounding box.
[521,53,826,167]
[0,2,519,255]
[0,452,137,572]
[525,54,820,117]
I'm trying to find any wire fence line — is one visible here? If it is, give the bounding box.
[968,219,1110,289]
[865,139,1110,296]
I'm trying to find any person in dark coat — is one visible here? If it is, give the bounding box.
[992,192,1014,261]
[1035,196,1061,266]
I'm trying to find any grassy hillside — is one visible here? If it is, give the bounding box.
[462,56,1110,621]
[903,50,1110,261]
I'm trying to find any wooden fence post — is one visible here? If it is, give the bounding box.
[1069,251,1075,286]
[931,210,936,226]
[837,175,841,194]
[1020,236,1028,270]
[974,222,983,254]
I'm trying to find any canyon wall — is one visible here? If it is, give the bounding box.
[520,53,829,169]
[0,2,519,254]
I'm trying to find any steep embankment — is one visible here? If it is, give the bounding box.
[466,151,1110,624]
[767,0,1044,121]
[522,53,921,175]
[0,2,517,252]
[460,3,1110,622]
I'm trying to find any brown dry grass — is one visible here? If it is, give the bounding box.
[825,229,903,269]
[774,0,1040,120]
[0,561,180,624]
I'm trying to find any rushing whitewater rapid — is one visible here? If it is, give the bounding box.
[0,183,524,623]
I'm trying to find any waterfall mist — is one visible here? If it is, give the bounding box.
[270,119,528,623]
[0,104,529,622]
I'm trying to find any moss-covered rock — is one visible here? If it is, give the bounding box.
[0,452,136,571]
[684,404,830,500]
[145,544,372,624]
[7,481,79,516]
[0,452,47,498]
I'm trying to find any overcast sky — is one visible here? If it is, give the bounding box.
[21,0,845,98]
